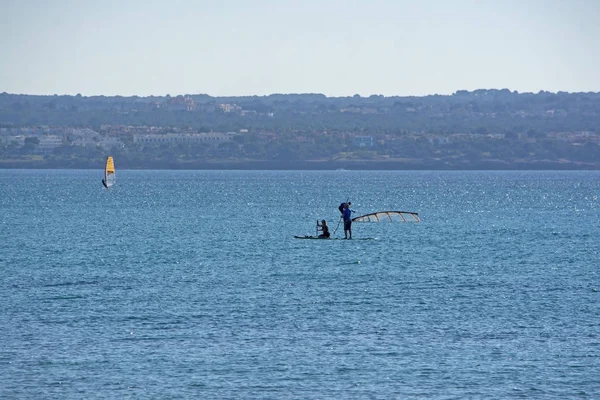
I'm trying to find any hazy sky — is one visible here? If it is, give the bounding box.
[1,0,599,97]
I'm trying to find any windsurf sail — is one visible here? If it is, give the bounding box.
[352,211,420,223]
[104,156,116,188]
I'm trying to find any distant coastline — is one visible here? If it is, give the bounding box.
[2,90,599,170]
[1,158,598,170]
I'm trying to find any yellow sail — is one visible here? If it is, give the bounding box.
[105,156,115,174]
[103,156,116,188]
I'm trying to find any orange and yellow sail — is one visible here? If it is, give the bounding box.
[104,156,116,187]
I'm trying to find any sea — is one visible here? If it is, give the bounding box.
[1,169,598,399]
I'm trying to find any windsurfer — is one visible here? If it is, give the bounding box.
[317,220,330,238]
[102,179,108,189]
[339,201,351,216]
[343,203,354,239]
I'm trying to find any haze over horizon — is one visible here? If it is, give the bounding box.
[2,0,599,97]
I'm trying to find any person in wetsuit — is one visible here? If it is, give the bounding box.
[102,179,108,189]
[317,220,330,238]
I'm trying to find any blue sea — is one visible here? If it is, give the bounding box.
[1,169,599,399]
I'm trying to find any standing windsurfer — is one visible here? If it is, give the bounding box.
[102,179,108,189]
[343,203,354,239]
[333,201,352,236]
[339,201,351,216]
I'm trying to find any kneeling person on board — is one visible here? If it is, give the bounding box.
[317,220,330,238]
[343,203,354,239]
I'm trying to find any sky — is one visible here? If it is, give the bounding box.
[1,0,599,97]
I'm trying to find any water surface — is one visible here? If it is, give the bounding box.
[1,170,599,398]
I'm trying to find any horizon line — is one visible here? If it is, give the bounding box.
[3,88,600,98]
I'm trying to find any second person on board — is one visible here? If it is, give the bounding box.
[317,219,330,238]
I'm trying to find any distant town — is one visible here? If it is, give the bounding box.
[1,90,599,169]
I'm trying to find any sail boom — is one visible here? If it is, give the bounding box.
[352,211,420,223]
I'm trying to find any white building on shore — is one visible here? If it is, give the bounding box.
[133,132,237,146]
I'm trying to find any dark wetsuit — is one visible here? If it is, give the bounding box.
[319,224,330,238]
[102,179,108,189]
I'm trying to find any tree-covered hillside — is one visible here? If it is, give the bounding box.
[1,90,599,169]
